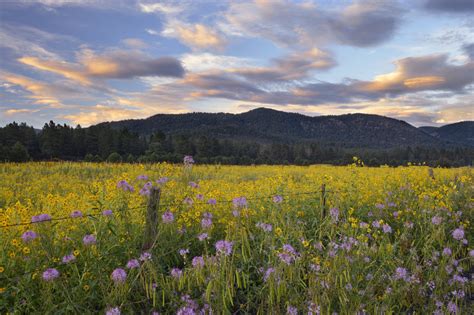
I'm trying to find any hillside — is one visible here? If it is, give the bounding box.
[100,108,444,149]
[420,121,474,147]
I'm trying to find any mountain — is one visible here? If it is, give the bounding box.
[419,121,474,147]
[97,107,459,149]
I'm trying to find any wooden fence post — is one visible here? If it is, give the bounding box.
[321,183,327,219]
[143,187,161,250]
[428,168,435,180]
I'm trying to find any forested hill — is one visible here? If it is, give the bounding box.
[419,121,474,147]
[100,108,444,148]
[1,108,473,166]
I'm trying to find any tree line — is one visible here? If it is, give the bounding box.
[1,121,473,166]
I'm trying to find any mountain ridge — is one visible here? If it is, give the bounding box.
[96,108,473,148]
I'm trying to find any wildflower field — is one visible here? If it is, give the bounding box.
[0,160,473,314]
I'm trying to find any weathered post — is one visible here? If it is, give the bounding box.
[428,168,435,180]
[321,183,327,219]
[143,187,161,250]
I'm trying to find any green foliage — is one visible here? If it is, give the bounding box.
[107,152,122,163]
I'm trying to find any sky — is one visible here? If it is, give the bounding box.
[0,0,473,128]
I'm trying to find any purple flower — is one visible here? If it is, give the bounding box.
[126,259,140,269]
[330,207,339,222]
[452,228,464,240]
[117,180,134,192]
[140,252,152,261]
[382,224,392,234]
[179,248,189,256]
[70,210,83,218]
[156,177,169,185]
[196,193,204,200]
[443,247,452,256]
[215,240,233,256]
[102,209,113,216]
[287,305,298,315]
[282,244,296,255]
[83,234,97,245]
[263,267,275,282]
[42,268,60,281]
[431,216,442,225]
[106,307,121,315]
[192,256,205,268]
[394,267,408,280]
[198,233,208,241]
[31,213,51,223]
[162,210,174,223]
[62,253,76,264]
[278,244,298,265]
[308,302,320,315]
[176,306,195,315]
[447,301,458,314]
[469,249,474,257]
[189,181,199,188]
[137,174,148,180]
[278,252,295,265]
[139,187,150,196]
[256,222,273,232]
[183,197,193,205]
[207,198,217,205]
[273,195,283,203]
[375,203,385,209]
[111,268,127,283]
[171,268,183,278]
[21,230,37,242]
[183,155,195,166]
[232,197,247,208]
[372,220,380,228]
[201,218,212,229]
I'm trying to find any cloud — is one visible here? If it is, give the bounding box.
[122,38,148,49]
[424,0,474,13]
[18,48,185,85]
[181,52,474,107]
[61,104,142,126]
[4,108,40,116]
[145,28,159,35]
[463,43,474,59]
[224,0,404,48]
[229,48,336,82]
[181,53,254,72]
[163,22,227,50]
[1,73,66,106]
[139,2,183,14]
[355,54,474,94]
[0,24,75,59]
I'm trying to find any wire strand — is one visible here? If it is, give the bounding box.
[0,189,329,229]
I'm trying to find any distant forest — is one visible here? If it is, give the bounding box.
[1,121,473,166]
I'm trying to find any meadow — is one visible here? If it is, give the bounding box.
[0,160,472,314]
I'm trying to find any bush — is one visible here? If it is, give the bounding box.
[9,142,30,162]
[107,152,122,163]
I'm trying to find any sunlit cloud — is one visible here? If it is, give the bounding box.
[18,48,185,86]
[163,22,227,51]
[4,108,40,116]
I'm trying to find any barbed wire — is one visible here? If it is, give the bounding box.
[0,189,330,229]
[0,188,333,283]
